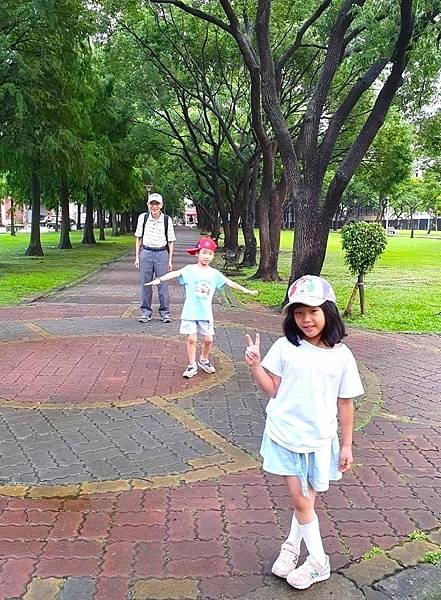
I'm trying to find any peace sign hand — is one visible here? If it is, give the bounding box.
[245,333,261,366]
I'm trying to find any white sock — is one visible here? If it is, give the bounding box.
[298,514,327,565]
[285,512,302,551]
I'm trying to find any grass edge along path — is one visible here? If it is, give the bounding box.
[0,230,133,305]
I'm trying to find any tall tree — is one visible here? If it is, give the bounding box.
[0,0,95,255]
[150,0,441,281]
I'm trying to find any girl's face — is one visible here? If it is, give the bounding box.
[293,305,326,344]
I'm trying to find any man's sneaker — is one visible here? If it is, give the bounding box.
[286,554,330,589]
[271,542,300,578]
[198,359,216,374]
[138,315,152,323]
[183,364,198,378]
[161,315,171,323]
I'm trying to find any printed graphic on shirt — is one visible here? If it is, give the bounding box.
[194,280,213,299]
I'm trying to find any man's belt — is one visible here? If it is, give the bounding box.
[142,245,168,252]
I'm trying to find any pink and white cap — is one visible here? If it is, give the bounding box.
[283,275,336,312]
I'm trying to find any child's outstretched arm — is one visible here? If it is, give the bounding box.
[145,269,183,286]
[225,278,258,295]
[245,333,280,397]
[337,397,354,472]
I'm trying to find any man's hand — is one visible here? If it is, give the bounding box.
[168,260,173,272]
[339,445,353,472]
[135,257,140,269]
[245,333,261,366]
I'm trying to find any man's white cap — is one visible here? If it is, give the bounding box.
[148,193,163,205]
[283,275,336,313]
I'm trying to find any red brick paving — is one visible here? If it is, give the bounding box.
[1,235,440,598]
[0,335,204,406]
[0,304,126,321]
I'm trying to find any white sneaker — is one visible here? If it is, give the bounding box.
[271,542,300,578]
[183,364,198,378]
[197,359,216,374]
[286,554,330,589]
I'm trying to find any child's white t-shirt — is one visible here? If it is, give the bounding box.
[260,337,364,453]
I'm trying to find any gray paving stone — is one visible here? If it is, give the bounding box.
[60,576,96,600]
[362,589,392,599]
[236,574,365,599]
[0,321,39,342]
[376,564,441,599]
[85,460,120,479]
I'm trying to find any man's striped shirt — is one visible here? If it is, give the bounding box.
[134,212,176,247]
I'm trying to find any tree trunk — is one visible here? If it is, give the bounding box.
[410,212,414,238]
[343,282,358,317]
[289,189,330,282]
[131,210,138,233]
[9,198,16,236]
[59,179,72,249]
[25,171,44,256]
[76,202,82,230]
[120,212,130,235]
[358,273,365,315]
[81,188,96,245]
[98,203,106,241]
[267,174,287,282]
[241,158,258,267]
[111,210,120,237]
[253,143,277,280]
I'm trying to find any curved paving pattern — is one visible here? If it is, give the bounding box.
[0,335,233,408]
[0,228,439,599]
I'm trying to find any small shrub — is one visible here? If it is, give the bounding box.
[341,221,387,315]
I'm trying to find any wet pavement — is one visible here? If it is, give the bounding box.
[0,228,440,599]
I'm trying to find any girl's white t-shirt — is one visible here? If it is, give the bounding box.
[261,337,364,453]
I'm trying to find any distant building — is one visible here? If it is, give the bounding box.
[0,196,28,226]
[184,199,197,226]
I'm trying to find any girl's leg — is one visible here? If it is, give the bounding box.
[200,335,213,361]
[186,334,197,365]
[284,475,326,564]
[198,335,216,374]
[283,476,330,589]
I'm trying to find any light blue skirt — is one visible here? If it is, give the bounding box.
[260,433,342,497]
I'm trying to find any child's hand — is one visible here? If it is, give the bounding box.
[144,278,160,287]
[339,445,353,472]
[245,333,261,366]
[248,289,258,296]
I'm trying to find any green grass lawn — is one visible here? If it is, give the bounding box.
[227,230,441,333]
[0,230,133,305]
[2,227,440,332]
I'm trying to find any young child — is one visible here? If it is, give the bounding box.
[245,274,364,590]
[146,237,258,378]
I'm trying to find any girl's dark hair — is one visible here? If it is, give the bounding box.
[283,301,346,347]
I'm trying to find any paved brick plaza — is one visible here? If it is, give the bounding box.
[0,229,440,599]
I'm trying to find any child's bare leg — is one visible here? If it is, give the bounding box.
[284,476,327,566]
[200,335,213,361]
[187,334,197,365]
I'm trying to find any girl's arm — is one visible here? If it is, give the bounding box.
[145,268,183,286]
[251,364,281,397]
[245,333,281,397]
[225,278,258,295]
[337,397,354,472]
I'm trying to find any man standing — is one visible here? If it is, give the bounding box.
[134,193,176,323]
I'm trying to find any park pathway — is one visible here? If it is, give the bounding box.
[0,227,440,599]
